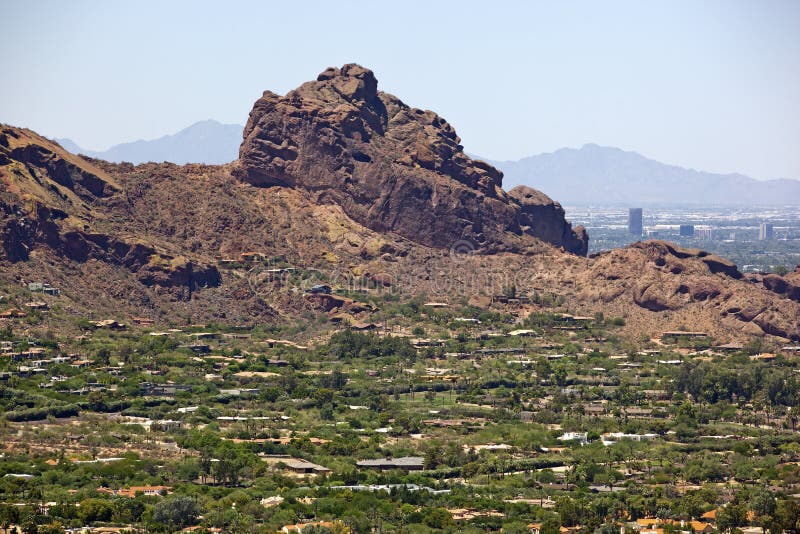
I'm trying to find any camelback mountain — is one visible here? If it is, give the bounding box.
[1,64,799,340]
[234,64,587,255]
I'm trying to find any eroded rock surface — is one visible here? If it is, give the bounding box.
[236,64,588,255]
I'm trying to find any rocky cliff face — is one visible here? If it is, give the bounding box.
[577,241,800,340]
[235,64,588,255]
[508,186,588,256]
[0,126,221,296]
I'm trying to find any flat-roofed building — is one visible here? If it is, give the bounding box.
[628,208,643,236]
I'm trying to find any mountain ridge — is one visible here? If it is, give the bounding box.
[54,126,800,205]
[1,64,798,341]
[489,144,800,206]
[54,119,243,165]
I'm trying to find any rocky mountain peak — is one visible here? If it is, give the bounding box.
[235,64,586,255]
[315,63,379,103]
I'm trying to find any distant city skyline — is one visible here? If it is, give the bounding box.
[1,1,799,181]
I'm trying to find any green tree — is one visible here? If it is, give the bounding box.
[77,499,113,523]
[38,522,64,534]
[21,519,38,534]
[424,445,442,470]
[423,508,453,529]
[751,489,777,533]
[556,496,582,527]
[717,503,748,533]
[541,513,562,534]
[95,348,111,366]
[776,498,800,534]
[152,497,200,530]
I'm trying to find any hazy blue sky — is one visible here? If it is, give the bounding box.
[1,1,799,180]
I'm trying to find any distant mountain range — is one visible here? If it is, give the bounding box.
[489,144,800,206]
[56,119,242,165]
[54,121,799,206]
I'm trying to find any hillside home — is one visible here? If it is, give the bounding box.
[584,404,606,416]
[508,329,537,337]
[152,419,183,431]
[218,388,260,397]
[356,456,424,471]
[601,432,658,445]
[716,342,744,352]
[190,331,220,339]
[240,252,267,263]
[661,331,709,341]
[118,485,172,498]
[281,459,331,474]
[185,343,211,354]
[623,407,657,418]
[140,382,192,396]
[309,284,332,294]
[558,432,588,444]
[492,295,531,305]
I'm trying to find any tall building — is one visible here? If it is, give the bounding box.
[628,208,643,236]
[679,224,695,237]
[759,223,774,240]
[696,228,713,240]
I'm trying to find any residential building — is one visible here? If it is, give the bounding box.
[356,457,425,471]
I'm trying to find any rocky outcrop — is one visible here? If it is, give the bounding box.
[63,232,221,293]
[304,293,374,314]
[136,256,222,293]
[654,241,742,279]
[9,142,116,201]
[760,269,800,302]
[1,126,119,206]
[508,186,588,255]
[1,218,35,262]
[579,240,800,340]
[0,199,221,296]
[235,64,587,255]
[0,125,221,295]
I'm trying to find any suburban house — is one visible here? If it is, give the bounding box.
[661,331,709,341]
[281,459,331,475]
[140,382,192,396]
[240,252,267,263]
[356,457,425,471]
[98,485,172,498]
[558,432,588,444]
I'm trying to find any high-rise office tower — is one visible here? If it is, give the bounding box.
[628,208,643,236]
[759,223,774,240]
